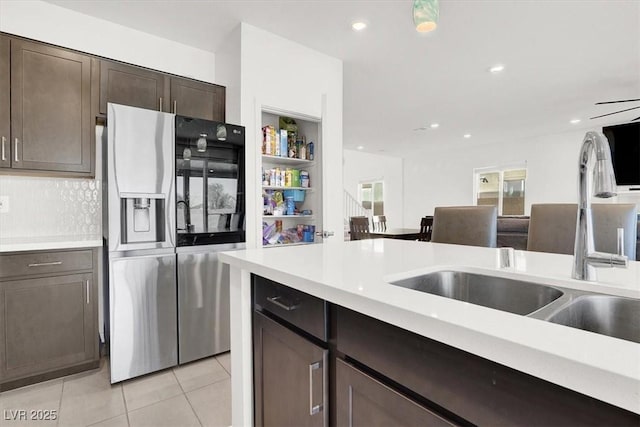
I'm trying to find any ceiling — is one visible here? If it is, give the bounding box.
[46,0,640,157]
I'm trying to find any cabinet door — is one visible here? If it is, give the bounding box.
[10,40,92,173]
[100,60,168,114]
[0,273,96,381]
[170,77,225,121]
[0,35,9,169]
[336,359,456,427]
[253,311,327,427]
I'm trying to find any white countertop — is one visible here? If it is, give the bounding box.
[220,239,640,414]
[0,235,103,252]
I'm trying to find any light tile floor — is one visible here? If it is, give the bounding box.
[0,352,232,427]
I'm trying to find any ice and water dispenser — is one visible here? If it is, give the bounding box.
[120,195,167,244]
[106,102,175,252]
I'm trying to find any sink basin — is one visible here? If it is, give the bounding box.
[390,271,563,315]
[546,296,640,344]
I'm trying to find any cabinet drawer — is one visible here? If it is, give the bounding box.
[0,249,93,278]
[336,359,456,427]
[253,275,327,341]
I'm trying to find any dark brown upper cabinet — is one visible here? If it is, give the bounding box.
[170,77,225,122]
[100,60,168,115]
[0,35,11,169]
[11,40,92,174]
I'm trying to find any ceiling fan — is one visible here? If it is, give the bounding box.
[590,98,640,121]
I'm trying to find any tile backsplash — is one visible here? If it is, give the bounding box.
[0,175,101,239]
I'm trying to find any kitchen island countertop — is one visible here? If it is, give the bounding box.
[220,239,640,422]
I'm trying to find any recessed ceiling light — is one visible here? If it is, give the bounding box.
[489,64,505,73]
[352,21,367,31]
[430,123,440,129]
[357,145,364,150]
[570,118,581,124]
[463,134,472,139]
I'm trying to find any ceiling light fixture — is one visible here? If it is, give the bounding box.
[570,118,581,124]
[489,64,505,73]
[413,0,439,33]
[352,21,367,31]
[463,134,472,138]
[357,145,364,150]
[430,123,440,129]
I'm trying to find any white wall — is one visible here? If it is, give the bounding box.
[343,149,404,229]
[215,25,241,124]
[0,0,215,82]
[403,128,598,224]
[239,23,343,248]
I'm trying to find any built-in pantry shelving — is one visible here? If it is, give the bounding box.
[260,109,322,247]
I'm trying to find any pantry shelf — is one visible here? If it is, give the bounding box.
[262,186,313,191]
[263,215,315,219]
[262,155,315,166]
[263,241,317,248]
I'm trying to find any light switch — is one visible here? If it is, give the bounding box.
[0,196,9,213]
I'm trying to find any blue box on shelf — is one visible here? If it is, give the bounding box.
[283,189,305,203]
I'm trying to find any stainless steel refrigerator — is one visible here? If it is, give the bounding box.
[175,116,246,364]
[104,103,177,383]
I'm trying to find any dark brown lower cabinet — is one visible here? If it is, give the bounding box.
[0,249,99,391]
[252,275,639,427]
[336,306,639,426]
[253,311,328,427]
[336,359,456,427]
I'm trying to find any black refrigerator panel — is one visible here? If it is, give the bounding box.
[175,116,245,246]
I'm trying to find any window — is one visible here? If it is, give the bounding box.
[358,181,384,216]
[474,166,527,216]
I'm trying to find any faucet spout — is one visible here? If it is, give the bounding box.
[573,131,627,280]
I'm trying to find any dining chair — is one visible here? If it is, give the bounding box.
[349,216,371,241]
[418,216,433,242]
[527,204,577,255]
[431,206,497,247]
[592,204,637,259]
[372,215,387,232]
[527,203,637,259]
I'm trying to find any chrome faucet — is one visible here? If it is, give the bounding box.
[573,131,628,281]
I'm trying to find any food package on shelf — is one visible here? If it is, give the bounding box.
[262,125,275,155]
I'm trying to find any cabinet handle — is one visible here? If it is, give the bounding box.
[28,261,62,267]
[309,361,323,415]
[1,136,5,161]
[86,280,90,304]
[617,227,625,256]
[266,295,299,311]
[159,97,163,112]
[173,100,177,114]
[14,138,19,162]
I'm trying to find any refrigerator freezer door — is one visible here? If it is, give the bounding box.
[107,103,175,252]
[177,243,244,364]
[109,252,177,383]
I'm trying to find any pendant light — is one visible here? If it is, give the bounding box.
[413,0,439,33]
[196,133,208,152]
[216,124,227,141]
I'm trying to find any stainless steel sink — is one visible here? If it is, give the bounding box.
[546,296,640,344]
[390,271,563,315]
